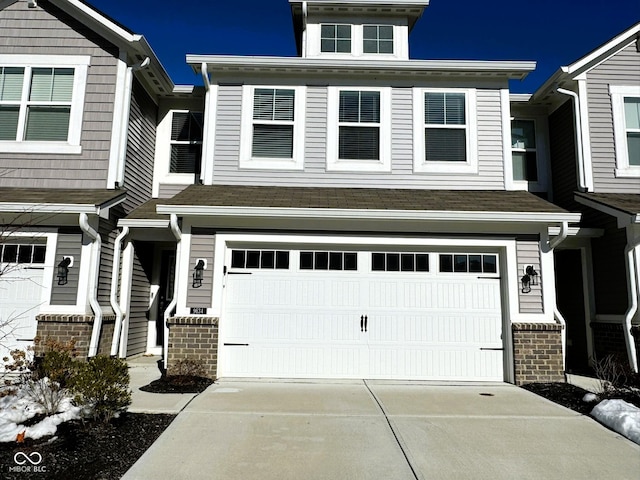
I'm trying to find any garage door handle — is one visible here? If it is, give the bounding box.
[480,347,504,351]
[361,315,368,332]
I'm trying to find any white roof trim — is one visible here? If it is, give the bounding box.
[562,23,640,75]
[0,203,98,214]
[118,218,170,228]
[575,195,639,227]
[156,205,579,224]
[187,55,535,78]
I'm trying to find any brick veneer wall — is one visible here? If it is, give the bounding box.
[35,314,116,358]
[591,322,628,360]
[512,323,564,385]
[167,316,219,379]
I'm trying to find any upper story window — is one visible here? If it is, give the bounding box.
[610,85,640,177]
[321,24,352,53]
[170,111,203,174]
[511,120,538,181]
[0,55,89,154]
[413,88,478,174]
[327,87,391,172]
[363,25,394,54]
[240,85,306,170]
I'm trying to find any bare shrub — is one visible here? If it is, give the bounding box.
[592,354,632,394]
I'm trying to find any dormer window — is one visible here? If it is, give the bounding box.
[363,25,394,54]
[321,24,352,53]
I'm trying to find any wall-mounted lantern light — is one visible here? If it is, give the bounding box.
[57,256,72,285]
[521,265,539,294]
[192,259,206,288]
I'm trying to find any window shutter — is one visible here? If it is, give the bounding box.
[24,106,70,141]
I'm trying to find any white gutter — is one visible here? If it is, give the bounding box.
[163,214,182,369]
[80,213,103,357]
[623,236,640,373]
[550,221,569,370]
[556,87,588,192]
[110,226,129,356]
[155,205,581,224]
[115,57,150,186]
[199,62,212,185]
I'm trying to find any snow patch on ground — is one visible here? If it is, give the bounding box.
[0,382,82,443]
[591,399,640,445]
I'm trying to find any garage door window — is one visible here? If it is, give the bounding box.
[231,250,290,269]
[371,253,429,272]
[439,254,497,274]
[300,251,357,271]
[1,244,46,264]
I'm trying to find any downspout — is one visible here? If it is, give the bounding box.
[556,87,587,192]
[163,214,182,369]
[116,57,150,186]
[301,1,308,56]
[80,213,103,357]
[623,237,640,372]
[110,226,129,356]
[550,221,569,370]
[199,63,211,185]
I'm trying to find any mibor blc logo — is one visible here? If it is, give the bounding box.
[9,452,47,473]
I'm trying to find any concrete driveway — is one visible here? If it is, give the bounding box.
[122,380,640,480]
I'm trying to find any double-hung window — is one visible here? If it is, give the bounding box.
[240,85,305,170]
[0,55,89,154]
[363,25,394,54]
[610,85,640,176]
[413,88,477,173]
[170,111,203,174]
[321,24,352,53]
[511,119,538,181]
[327,87,391,171]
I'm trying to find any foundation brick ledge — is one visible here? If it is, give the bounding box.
[167,316,219,326]
[512,322,564,385]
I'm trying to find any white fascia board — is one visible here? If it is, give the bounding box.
[293,0,430,6]
[52,0,138,43]
[186,55,536,78]
[0,203,97,214]
[118,219,170,229]
[562,24,640,75]
[575,195,637,227]
[156,205,580,224]
[509,94,532,103]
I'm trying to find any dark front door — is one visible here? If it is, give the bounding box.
[157,251,176,347]
[555,249,590,374]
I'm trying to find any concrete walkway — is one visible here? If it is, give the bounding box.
[122,379,640,480]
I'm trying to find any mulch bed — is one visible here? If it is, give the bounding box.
[522,381,640,415]
[139,375,214,394]
[0,413,175,480]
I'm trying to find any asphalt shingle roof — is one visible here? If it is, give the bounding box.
[0,188,126,207]
[160,185,569,213]
[575,192,640,216]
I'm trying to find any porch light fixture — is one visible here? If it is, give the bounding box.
[192,259,206,288]
[520,265,538,294]
[57,257,72,285]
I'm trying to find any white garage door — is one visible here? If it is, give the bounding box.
[220,249,504,381]
[0,243,47,362]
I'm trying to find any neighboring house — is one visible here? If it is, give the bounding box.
[523,22,640,374]
[0,0,201,362]
[118,0,581,385]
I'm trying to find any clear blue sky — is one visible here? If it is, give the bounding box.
[88,0,639,94]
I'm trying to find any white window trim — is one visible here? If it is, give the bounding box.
[0,54,90,154]
[610,85,640,177]
[413,88,478,174]
[510,117,550,192]
[239,85,306,171]
[168,110,203,175]
[326,86,391,172]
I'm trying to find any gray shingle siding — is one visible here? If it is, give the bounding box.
[186,231,215,309]
[126,241,152,356]
[516,238,543,314]
[50,231,82,306]
[123,78,157,213]
[0,1,118,189]
[586,43,640,193]
[211,85,506,189]
[549,100,580,211]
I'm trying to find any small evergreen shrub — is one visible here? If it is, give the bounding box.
[71,355,131,423]
[167,358,207,379]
